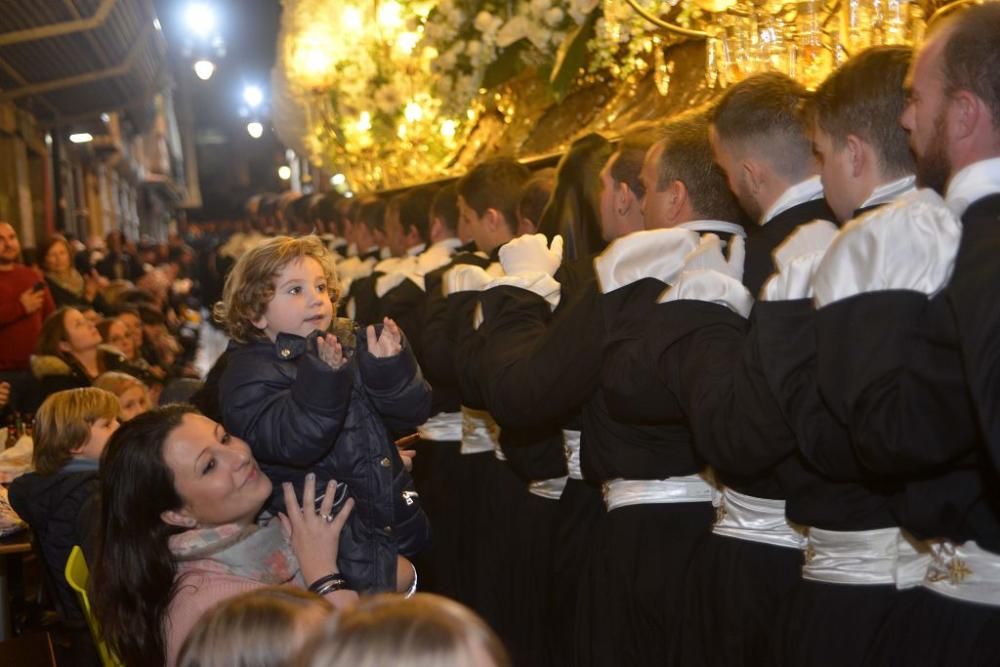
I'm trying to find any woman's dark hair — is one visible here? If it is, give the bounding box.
[537,133,613,261]
[35,307,74,357]
[91,404,199,666]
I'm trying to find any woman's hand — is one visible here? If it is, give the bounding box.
[317,333,346,369]
[279,475,355,591]
[366,318,402,358]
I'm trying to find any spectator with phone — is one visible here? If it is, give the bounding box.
[0,221,55,412]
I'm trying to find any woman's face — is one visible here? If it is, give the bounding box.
[105,319,135,358]
[60,308,102,354]
[118,313,143,356]
[44,241,72,274]
[118,385,151,421]
[161,414,272,528]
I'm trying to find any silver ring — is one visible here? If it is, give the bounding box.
[319,512,334,523]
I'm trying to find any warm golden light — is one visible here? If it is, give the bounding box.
[440,119,457,138]
[356,111,372,133]
[404,101,423,123]
[396,31,420,55]
[377,1,403,29]
[342,6,363,32]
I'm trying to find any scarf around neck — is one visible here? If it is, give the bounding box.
[46,269,85,297]
[168,519,303,586]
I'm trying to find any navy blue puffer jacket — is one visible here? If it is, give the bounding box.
[219,319,432,593]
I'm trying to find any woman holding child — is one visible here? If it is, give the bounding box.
[92,405,358,666]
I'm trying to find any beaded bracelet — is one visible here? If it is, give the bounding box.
[308,573,348,596]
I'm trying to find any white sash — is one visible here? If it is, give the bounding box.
[602,475,714,511]
[922,541,1000,607]
[460,406,501,455]
[417,411,462,442]
[529,476,569,500]
[712,487,807,550]
[802,527,902,585]
[563,429,583,481]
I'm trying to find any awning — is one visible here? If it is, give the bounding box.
[0,0,167,124]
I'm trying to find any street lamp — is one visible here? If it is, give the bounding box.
[243,85,264,109]
[184,3,217,39]
[193,59,216,80]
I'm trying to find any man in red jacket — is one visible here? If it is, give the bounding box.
[0,221,55,411]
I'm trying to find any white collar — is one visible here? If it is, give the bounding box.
[406,243,427,257]
[428,237,464,253]
[945,157,1000,216]
[859,174,916,209]
[761,176,825,226]
[379,246,392,260]
[678,219,747,238]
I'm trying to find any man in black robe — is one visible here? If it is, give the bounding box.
[806,6,1000,662]
[601,73,836,666]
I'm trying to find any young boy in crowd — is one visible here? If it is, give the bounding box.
[9,387,120,665]
[214,235,431,595]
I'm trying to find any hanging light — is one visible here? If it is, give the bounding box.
[193,59,216,80]
[243,85,264,109]
[278,165,292,180]
[246,121,264,138]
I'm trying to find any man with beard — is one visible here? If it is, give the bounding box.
[0,222,55,411]
[802,5,1000,662]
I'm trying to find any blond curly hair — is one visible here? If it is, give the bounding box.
[213,235,340,343]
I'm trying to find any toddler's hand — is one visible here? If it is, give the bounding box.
[317,333,346,369]
[367,318,402,358]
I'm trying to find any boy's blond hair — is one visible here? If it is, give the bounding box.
[213,235,341,343]
[33,388,119,475]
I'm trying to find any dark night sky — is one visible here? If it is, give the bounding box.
[153,0,287,219]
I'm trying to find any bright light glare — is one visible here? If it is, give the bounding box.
[344,191,354,199]
[377,1,403,28]
[193,59,216,80]
[331,173,346,186]
[184,3,217,38]
[342,6,363,31]
[243,85,264,109]
[396,31,420,55]
[153,18,162,31]
[440,119,457,138]
[278,165,292,180]
[246,122,264,139]
[404,101,423,123]
[69,133,93,144]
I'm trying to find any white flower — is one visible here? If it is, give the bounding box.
[544,7,565,27]
[474,10,503,36]
[374,85,403,114]
[497,15,531,47]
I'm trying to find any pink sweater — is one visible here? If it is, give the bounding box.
[164,570,266,667]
